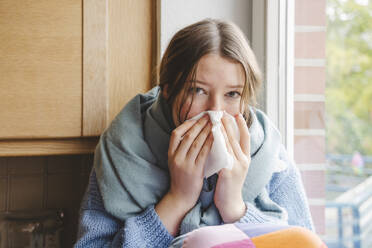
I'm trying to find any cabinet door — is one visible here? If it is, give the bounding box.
[0,0,83,139]
[0,0,155,139]
[82,0,155,136]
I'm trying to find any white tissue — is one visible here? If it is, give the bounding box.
[188,111,240,178]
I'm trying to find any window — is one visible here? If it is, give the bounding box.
[251,0,327,235]
[325,0,372,247]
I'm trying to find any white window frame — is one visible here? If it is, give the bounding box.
[251,0,294,159]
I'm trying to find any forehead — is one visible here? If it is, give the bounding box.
[195,54,245,87]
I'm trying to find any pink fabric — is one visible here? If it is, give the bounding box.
[182,224,249,248]
[211,239,256,248]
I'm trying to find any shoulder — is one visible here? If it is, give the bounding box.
[267,145,302,194]
[101,86,161,144]
[80,169,106,212]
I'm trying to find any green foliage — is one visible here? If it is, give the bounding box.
[326,0,372,155]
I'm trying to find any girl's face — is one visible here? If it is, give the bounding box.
[172,53,245,127]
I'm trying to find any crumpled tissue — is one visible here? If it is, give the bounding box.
[188,111,239,178]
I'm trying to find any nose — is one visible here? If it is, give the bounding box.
[209,95,223,111]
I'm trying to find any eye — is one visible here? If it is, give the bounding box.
[226,91,241,98]
[189,87,206,95]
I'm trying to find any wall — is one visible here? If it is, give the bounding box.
[160,0,252,56]
[293,0,326,234]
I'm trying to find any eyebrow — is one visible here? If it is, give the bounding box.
[193,80,244,89]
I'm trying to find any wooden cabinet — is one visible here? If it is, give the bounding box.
[0,0,158,156]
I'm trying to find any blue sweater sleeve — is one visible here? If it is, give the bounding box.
[238,155,315,232]
[268,156,315,231]
[74,170,174,248]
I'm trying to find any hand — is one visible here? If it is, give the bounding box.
[155,115,213,236]
[167,114,213,212]
[214,113,251,223]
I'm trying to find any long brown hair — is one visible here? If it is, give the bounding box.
[158,18,262,127]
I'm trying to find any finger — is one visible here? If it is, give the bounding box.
[176,114,210,158]
[195,131,214,172]
[169,118,199,155]
[236,113,250,156]
[187,121,212,162]
[221,114,245,161]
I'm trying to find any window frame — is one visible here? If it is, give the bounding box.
[251,0,295,159]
